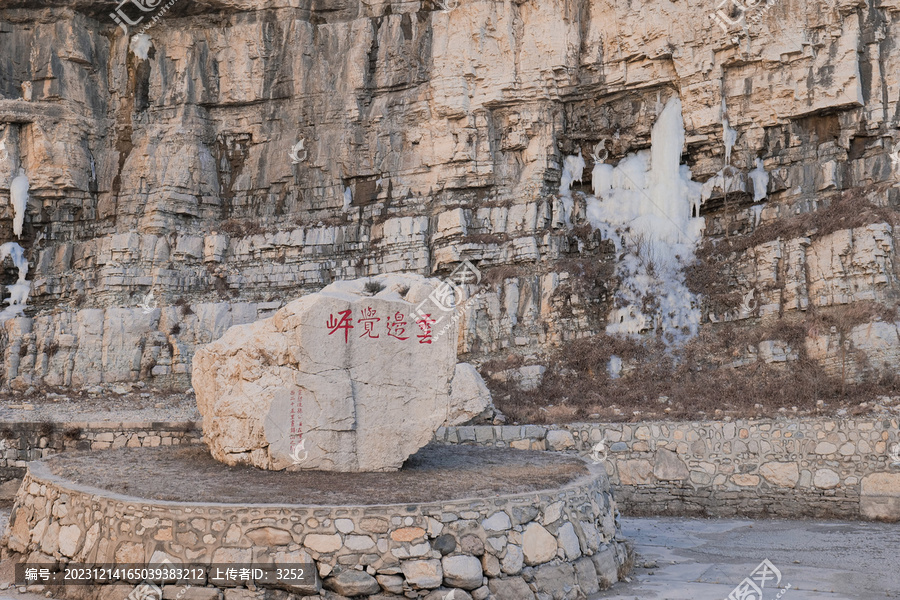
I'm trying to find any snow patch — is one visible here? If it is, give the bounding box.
[607,355,623,379]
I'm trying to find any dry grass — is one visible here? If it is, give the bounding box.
[487,322,900,424]
[708,189,897,258]
[687,190,898,318]
[461,232,509,245]
[219,219,266,238]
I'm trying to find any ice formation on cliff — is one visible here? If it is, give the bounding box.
[130,34,152,60]
[562,97,705,343]
[10,168,27,238]
[749,157,769,203]
[0,241,30,322]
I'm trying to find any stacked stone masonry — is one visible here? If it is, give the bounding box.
[0,421,202,477]
[5,416,898,521]
[437,416,900,521]
[1,461,632,600]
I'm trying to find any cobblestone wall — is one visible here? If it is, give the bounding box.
[4,416,899,521]
[2,461,631,600]
[437,417,900,521]
[0,421,202,478]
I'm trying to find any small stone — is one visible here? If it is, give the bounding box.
[488,577,535,600]
[545,430,575,450]
[459,535,484,556]
[344,535,375,551]
[485,536,506,554]
[335,518,355,533]
[541,501,562,525]
[433,534,457,555]
[815,442,838,454]
[325,570,380,596]
[482,511,512,532]
[481,553,501,578]
[653,449,689,481]
[401,559,443,589]
[522,523,556,565]
[376,574,404,594]
[442,555,484,589]
[759,462,800,488]
[471,585,491,600]
[556,522,581,559]
[814,468,840,489]
[304,533,342,553]
[501,544,524,575]
[391,526,426,542]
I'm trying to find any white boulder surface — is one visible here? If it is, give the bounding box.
[192,274,490,472]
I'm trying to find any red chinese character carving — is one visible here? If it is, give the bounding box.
[326,309,354,343]
[416,314,436,344]
[358,306,380,338]
[386,311,409,340]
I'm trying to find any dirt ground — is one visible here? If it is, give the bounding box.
[45,444,589,505]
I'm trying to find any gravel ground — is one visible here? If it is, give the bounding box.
[44,444,589,505]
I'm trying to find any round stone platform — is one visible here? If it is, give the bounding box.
[2,445,632,599]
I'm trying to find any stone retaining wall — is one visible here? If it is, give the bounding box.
[436,416,900,521]
[2,461,631,600]
[0,421,202,480]
[5,416,898,521]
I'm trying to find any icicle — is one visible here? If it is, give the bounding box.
[10,168,28,238]
[722,97,737,166]
[0,241,30,323]
[749,204,765,228]
[749,157,769,202]
[559,151,585,197]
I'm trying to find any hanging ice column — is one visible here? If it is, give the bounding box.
[565,97,705,343]
[0,242,29,322]
[1,169,30,322]
[10,168,28,238]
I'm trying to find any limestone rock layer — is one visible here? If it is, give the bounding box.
[0,0,898,387]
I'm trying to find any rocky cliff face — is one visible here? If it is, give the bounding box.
[0,0,897,401]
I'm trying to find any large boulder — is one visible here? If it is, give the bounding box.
[192,274,491,472]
